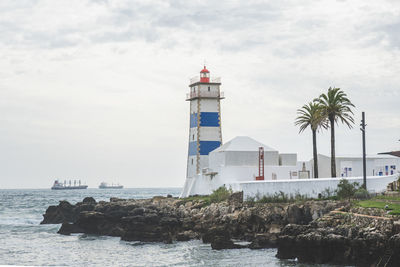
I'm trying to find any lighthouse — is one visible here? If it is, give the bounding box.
[181,66,224,197]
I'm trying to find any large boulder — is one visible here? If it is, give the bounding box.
[41,200,77,224]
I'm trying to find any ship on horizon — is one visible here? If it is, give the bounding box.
[98,182,123,189]
[51,180,88,190]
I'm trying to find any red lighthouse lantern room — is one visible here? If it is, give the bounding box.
[200,66,210,83]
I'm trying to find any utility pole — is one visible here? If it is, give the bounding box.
[360,112,367,189]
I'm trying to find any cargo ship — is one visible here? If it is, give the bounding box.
[98,182,123,189]
[51,180,88,190]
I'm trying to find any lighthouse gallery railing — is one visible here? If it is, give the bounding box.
[186,91,224,100]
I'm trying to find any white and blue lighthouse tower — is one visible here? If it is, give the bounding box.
[181,66,224,197]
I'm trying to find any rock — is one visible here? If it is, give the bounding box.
[160,216,179,227]
[131,208,145,216]
[41,195,348,257]
[211,236,236,250]
[82,197,96,204]
[228,191,243,205]
[249,233,277,249]
[40,200,77,224]
[176,230,198,241]
[287,204,312,225]
[277,209,395,266]
[58,222,83,235]
[110,197,124,203]
[202,226,230,243]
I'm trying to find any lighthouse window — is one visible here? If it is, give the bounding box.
[208,86,210,91]
[192,134,194,140]
[191,159,193,165]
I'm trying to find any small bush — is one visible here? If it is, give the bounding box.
[337,179,359,200]
[245,196,256,206]
[257,191,288,203]
[319,188,336,199]
[254,191,311,203]
[209,186,232,203]
[354,188,370,200]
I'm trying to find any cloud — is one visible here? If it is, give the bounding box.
[0,0,400,188]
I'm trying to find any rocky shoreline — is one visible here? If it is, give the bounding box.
[41,193,400,266]
[277,206,400,266]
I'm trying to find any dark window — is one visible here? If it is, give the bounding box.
[191,158,194,165]
[208,86,210,91]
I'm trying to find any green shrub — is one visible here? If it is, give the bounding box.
[254,191,311,203]
[319,188,336,199]
[209,186,232,203]
[257,191,288,203]
[337,179,359,200]
[354,188,370,200]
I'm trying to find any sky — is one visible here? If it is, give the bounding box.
[0,0,399,189]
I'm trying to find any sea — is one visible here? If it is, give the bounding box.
[0,188,337,267]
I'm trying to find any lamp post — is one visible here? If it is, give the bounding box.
[360,112,367,189]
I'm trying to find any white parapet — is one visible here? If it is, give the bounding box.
[227,175,399,200]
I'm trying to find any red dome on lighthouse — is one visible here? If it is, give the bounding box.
[200,66,210,82]
[200,66,209,73]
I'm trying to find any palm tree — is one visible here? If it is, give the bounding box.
[295,102,327,178]
[315,87,355,177]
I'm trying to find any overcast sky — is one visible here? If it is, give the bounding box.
[0,0,399,189]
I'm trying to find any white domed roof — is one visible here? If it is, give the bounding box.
[212,136,276,153]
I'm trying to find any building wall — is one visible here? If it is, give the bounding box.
[279,153,297,166]
[229,175,398,200]
[316,155,400,179]
[316,154,331,178]
[217,165,301,182]
[219,151,279,166]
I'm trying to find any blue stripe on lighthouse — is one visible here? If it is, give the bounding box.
[190,113,197,128]
[200,112,219,127]
[199,141,221,155]
[188,141,197,156]
[190,112,220,128]
[188,141,221,156]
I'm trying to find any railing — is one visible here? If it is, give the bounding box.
[189,76,221,85]
[186,91,224,100]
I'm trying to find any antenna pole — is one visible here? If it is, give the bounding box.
[361,112,367,189]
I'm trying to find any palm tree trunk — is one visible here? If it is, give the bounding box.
[330,117,336,177]
[312,129,318,178]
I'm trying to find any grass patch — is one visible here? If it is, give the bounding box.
[246,191,314,204]
[374,195,400,202]
[180,186,232,206]
[209,186,232,203]
[181,195,211,206]
[357,198,400,216]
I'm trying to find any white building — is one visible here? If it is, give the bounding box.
[181,136,310,197]
[315,154,400,178]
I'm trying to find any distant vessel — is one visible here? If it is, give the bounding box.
[51,180,88,190]
[99,182,123,189]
